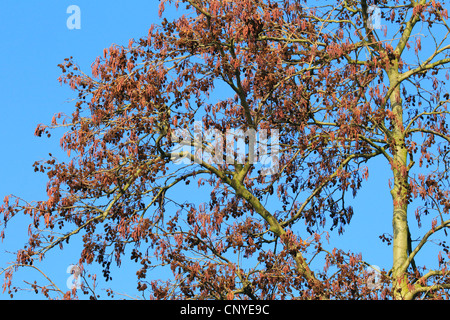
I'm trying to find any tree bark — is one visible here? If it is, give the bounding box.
[388,67,411,299]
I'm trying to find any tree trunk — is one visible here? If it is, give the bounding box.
[388,68,411,299]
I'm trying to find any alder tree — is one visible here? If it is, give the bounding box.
[2,0,450,300]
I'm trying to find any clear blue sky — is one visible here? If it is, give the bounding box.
[0,1,443,299]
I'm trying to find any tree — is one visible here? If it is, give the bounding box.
[1,0,450,300]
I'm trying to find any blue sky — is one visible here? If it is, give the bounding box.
[0,1,446,299]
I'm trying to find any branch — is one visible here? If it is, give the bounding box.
[170,147,326,290]
[281,150,380,228]
[399,57,450,83]
[39,158,161,256]
[185,0,212,18]
[393,0,427,57]
[404,100,450,134]
[407,128,450,143]
[400,219,450,274]
[1,264,65,297]
[406,281,450,300]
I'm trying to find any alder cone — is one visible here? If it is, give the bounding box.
[1,0,450,300]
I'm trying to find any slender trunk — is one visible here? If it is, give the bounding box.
[391,153,410,298]
[388,68,411,299]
